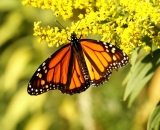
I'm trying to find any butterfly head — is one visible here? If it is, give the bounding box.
[70,32,80,46]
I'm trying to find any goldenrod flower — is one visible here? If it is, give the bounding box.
[22,0,160,54]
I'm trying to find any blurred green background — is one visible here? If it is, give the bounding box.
[0,1,156,130]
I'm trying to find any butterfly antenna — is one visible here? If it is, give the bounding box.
[75,20,82,39]
[75,20,81,31]
[55,20,66,30]
[55,20,69,39]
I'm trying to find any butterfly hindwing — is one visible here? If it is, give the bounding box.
[60,53,90,94]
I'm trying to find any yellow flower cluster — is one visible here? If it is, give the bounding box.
[22,0,94,20]
[33,21,69,47]
[22,0,160,54]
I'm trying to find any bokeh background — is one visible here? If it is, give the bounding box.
[1,1,158,130]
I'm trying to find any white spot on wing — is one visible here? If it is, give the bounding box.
[29,84,31,88]
[42,62,46,66]
[112,47,116,50]
[103,42,107,45]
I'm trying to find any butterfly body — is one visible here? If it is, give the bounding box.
[28,32,129,95]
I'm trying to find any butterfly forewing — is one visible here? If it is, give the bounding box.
[28,44,72,95]
[80,39,128,86]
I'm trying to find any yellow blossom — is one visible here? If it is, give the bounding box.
[22,0,160,54]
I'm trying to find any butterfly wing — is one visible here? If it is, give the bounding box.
[28,44,73,95]
[28,43,90,95]
[80,39,129,86]
[60,53,90,94]
[28,35,129,95]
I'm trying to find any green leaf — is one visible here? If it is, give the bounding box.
[147,102,160,130]
[130,47,141,67]
[122,47,140,86]
[128,73,153,107]
[123,49,160,104]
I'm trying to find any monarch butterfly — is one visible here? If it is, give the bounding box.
[28,32,129,95]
